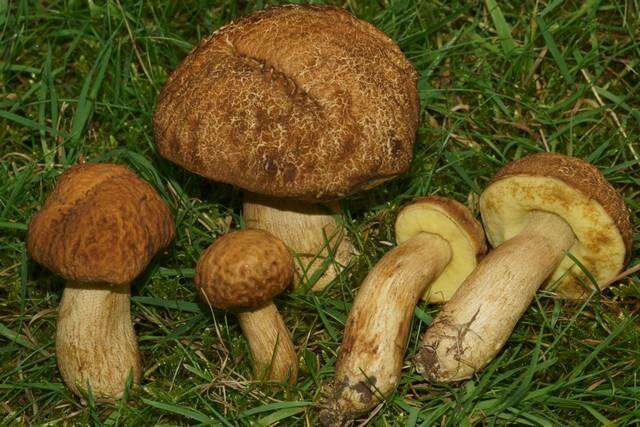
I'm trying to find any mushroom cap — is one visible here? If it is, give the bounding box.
[27,163,176,285]
[153,4,419,202]
[195,229,294,310]
[395,196,487,303]
[480,153,632,298]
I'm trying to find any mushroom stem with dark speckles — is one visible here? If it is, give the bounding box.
[320,197,486,425]
[415,153,632,382]
[196,229,298,383]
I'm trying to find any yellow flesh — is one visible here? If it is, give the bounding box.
[480,176,626,298]
[395,204,478,303]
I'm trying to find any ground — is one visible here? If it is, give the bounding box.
[1,0,639,425]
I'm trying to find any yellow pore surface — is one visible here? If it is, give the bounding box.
[480,176,627,298]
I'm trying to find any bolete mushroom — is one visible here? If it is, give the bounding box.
[319,197,486,425]
[415,153,632,382]
[195,229,297,382]
[27,163,175,400]
[153,4,419,290]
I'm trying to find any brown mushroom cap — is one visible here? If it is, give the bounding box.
[153,4,419,202]
[480,153,632,298]
[27,163,176,285]
[195,230,294,310]
[395,196,487,303]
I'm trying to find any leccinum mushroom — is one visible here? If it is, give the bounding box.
[153,4,419,290]
[320,197,487,425]
[195,229,297,382]
[27,163,175,400]
[415,153,632,382]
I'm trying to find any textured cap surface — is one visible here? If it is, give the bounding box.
[481,153,631,298]
[195,229,294,309]
[395,196,487,303]
[153,4,419,201]
[27,163,176,285]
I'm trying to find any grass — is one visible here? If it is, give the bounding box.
[1,0,639,425]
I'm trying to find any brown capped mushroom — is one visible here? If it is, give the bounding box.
[154,4,419,290]
[27,163,175,400]
[319,197,486,425]
[195,229,297,382]
[415,153,632,382]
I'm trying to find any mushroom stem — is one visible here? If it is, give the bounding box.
[415,211,575,382]
[56,282,141,400]
[243,192,354,291]
[237,302,298,383]
[320,232,452,426]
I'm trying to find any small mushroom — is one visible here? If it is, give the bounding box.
[195,229,298,382]
[415,153,632,382]
[153,4,419,290]
[319,197,486,425]
[27,163,175,400]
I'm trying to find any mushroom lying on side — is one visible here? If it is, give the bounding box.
[27,163,175,400]
[319,197,486,425]
[153,4,419,290]
[415,153,632,382]
[195,230,298,382]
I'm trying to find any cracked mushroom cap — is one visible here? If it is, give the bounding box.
[395,196,487,303]
[27,163,176,285]
[195,230,294,310]
[480,153,632,298]
[153,4,419,202]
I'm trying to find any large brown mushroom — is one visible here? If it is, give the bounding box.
[415,153,632,382]
[27,163,175,400]
[195,229,297,382]
[154,4,419,290]
[320,197,486,425]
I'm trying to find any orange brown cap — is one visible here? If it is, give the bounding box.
[153,5,419,201]
[27,163,176,285]
[195,229,294,309]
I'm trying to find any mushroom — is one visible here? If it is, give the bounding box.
[153,4,419,290]
[319,197,487,425]
[415,153,632,382]
[27,163,175,400]
[195,229,297,382]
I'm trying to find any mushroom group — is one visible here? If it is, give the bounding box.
[27,163,175,400]
[23,3,635,425]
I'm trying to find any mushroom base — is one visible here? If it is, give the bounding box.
[243,192,354,291]
[321,232,452,425]
[415,211,575,381]
[237,302,298,383]
[56,282,141,401]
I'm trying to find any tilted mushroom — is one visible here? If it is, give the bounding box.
[153,4,419,290]
[319,197,486,425]
[415,153,632,382]
[195,229,297,382]
[27,163,175,400]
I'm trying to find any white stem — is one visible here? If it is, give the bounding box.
[415,211,575,381]
[320,233,452,425]
[237,302,298,383]
[243,192,354,291]
[56,282,141,400]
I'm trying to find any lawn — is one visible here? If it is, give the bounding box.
[1,0,639,425]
